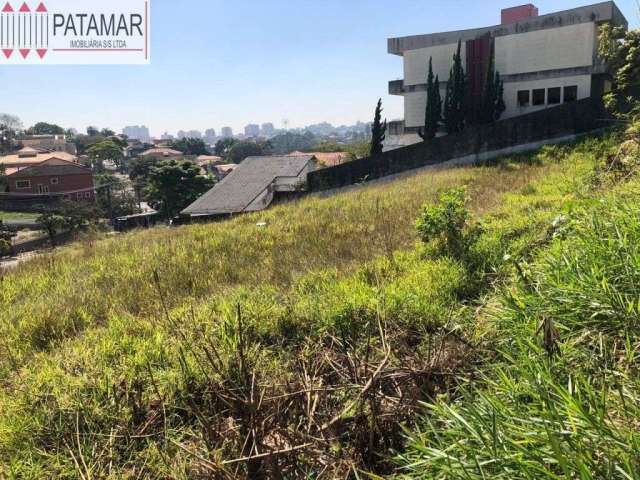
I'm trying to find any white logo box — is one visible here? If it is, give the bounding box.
[0,0,149,64]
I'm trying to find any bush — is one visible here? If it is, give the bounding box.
[416,187,482,265]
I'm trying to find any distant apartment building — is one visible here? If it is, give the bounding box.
[261,123,276,137]
[178,130,202,139]
[387,1,628,141]
[204,128,217,144]
[122,126,151,143]
[221,127,234,138]
[244,124,260,137]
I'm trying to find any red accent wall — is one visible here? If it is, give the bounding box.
[501,4,539,24]
[10,173,95,201]
[466,35,491,100]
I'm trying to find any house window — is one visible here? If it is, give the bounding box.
[37,184,50,194]
[84,191,92,199]
[50,177,59,185]
[547,87,561,105]
[517,90,530,107]
[77,192,83,200]
[532,88,546,106]
[15,180,31,189]
[564,85,578,103]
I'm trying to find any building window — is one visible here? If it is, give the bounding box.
[77,192,83,200]
[517,90,530,107]
[84,191,92,199]
[532,88,546,106]
[547,87,561,105]
[564,85,578,103]
[15,180,31,189]
[50,177,59,185]
[37,184,50,194]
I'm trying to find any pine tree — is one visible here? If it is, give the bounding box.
[443,40,467,134]
[480,47,506,124]
[419,57,442,141]
[370,98,387,156]
[495,72,506,120]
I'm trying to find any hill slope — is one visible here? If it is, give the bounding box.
[1,130,637,478]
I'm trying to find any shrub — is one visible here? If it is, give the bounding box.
[416,187,482,266]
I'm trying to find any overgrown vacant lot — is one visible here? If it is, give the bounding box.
[2,131,638,478]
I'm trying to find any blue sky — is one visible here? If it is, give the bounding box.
[1,0,638,136]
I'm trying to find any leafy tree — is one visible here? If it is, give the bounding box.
[419,57,442,141]
[100,128,115,137]
[443,40,468,134]
[599,24,640,119]
[269,132,316,154]
[370,98,387,156]
[129,156,161,182]
[37,201,100,246]
[345,140,371,160]
[214,138,237,157]
[146,160,215,219]
[0,220,16,257]
[73,134,106,155]
[227,140,272,163]
[170,137,208,156]
[87,139,125,170]
[0,164,7,192]
[0,113,22,153]
[25,122,65,135]
[94,173,138,218]
[86,126,100,137]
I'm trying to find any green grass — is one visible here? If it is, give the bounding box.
[0,210,39,221]
[1,130,636,478]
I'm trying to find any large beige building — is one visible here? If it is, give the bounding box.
[387,2,628,144]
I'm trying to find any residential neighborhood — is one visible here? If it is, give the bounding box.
[1,0,640,477]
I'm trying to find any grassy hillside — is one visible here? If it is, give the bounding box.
[1,129,637,478]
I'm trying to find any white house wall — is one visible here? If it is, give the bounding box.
[495,23,596,75]
[404,88,447,128]
[404,43,463,86]
[502,74,592,119]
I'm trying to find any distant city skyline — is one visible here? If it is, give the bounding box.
[121,119,371,142]
[2,0,637,135]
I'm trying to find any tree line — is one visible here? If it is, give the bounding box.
[369,39,506,154]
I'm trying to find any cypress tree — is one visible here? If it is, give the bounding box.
[419,57,442,141]
[481,49,497,124]
[443,40,467,134]
[370,98,387,156]
[495,72,506,120]
[480,46,506,124]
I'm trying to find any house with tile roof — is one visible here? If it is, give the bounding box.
[181,155,317,219]
[6,158,95,201]
[0,148,78,175]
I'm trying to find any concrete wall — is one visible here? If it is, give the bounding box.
[502,74,592,119]
[404,42,463,86]
[495,22,596,75]
[308,97,607,192]
[404,87,447,128]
